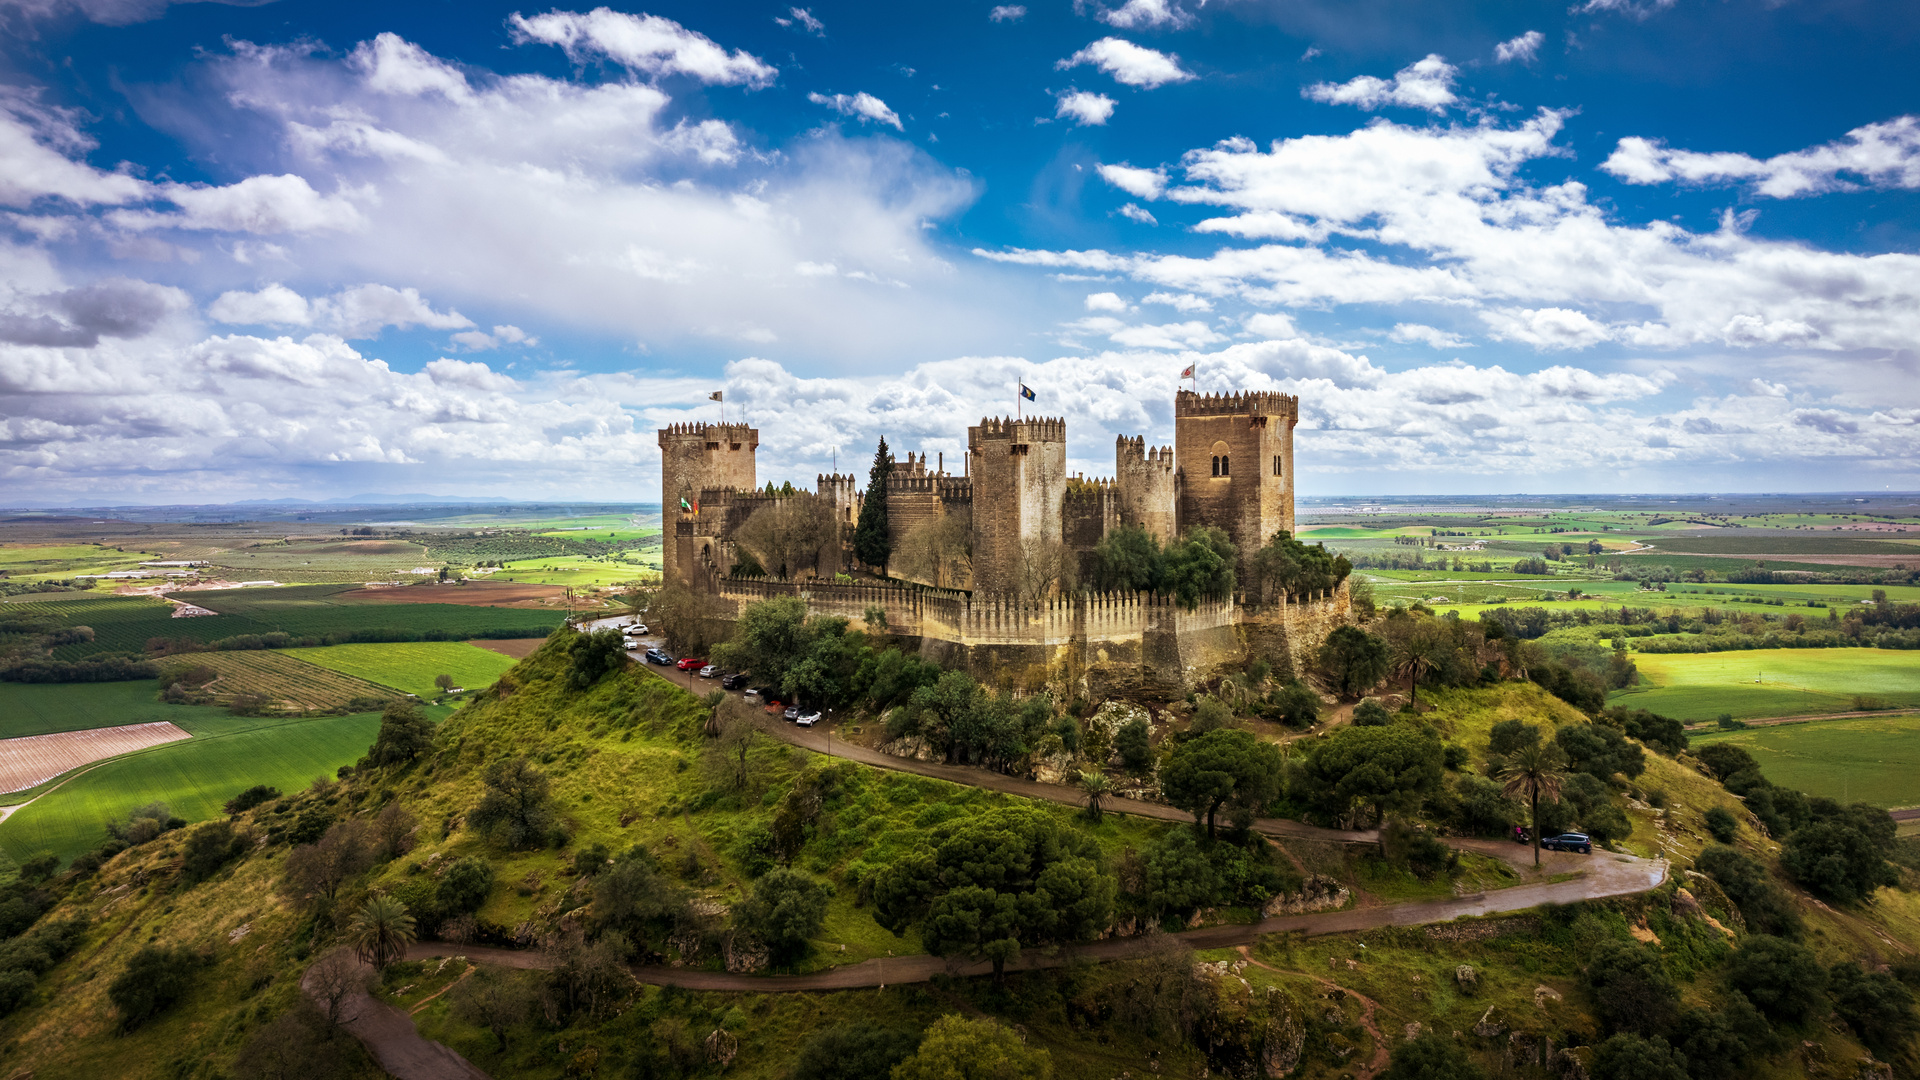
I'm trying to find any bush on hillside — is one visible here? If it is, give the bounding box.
[109,945,201,1030]
[435,857,495,916]
[1828,961,1920,1055]
[1692,845,1802,938]
[224,784,280,815]
[1589,1033,1687,1080]
[180,820,248,884]
[467,756,557,850]
[791,1023,924,1080]
[1382,1030,1485,1080]
[1704,806,1738,844]
[1781,803,1900,905]
[365,702,434,768]
[1584,938,1679,1036]
[1726,935,1826,1023]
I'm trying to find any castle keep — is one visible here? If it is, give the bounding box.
[658,389,1346,692]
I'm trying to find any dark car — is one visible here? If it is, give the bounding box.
[644,649,672,665]
[1542,832,1592,854]
[720,673,746,690]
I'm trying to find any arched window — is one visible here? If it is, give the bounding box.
[1210,440,1232,479]
[1210,455,1219,476]
[1220,455,1229,476]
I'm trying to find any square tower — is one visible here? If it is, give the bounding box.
[658,422,757,585]
[1173,390,1297,580]
[1115,435,1177,546]
[966,416,1067,598]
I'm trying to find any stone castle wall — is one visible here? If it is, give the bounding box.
[1173,390,1297,583]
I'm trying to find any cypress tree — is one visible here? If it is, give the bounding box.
[854,437,893,574]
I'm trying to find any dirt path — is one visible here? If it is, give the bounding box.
[1682,708,1917,732]
[1237,946,1390,1080]
[302,957,490,1080]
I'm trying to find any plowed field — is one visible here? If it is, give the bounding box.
[0,721,191,794]
[188,651,396,711]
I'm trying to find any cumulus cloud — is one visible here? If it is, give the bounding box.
[1056,90,1117,126]
[773,6,824,34]
[1494,31,1544,64]
[1084,291,1129,313]
[808,91,904,129]
[988,4,1025,21]
[1145,291,1210,312]
[1097,0,1192,30]
[1601,115,1920,198]
[1390,322,1472,348]
[1303,54,1458,113]
[0,277,188,346]
[451,324,539,351]
[508,7,778,87]
[0,90,150,209]
[1057,38,1195,89]
[1096,162,1168,199]
[1479,306,1610,350]
[1571,0,1675,19]
[111,175,367,235]
[1118,203,1158,225]
[209,283,472,338]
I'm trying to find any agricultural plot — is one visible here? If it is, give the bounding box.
[1692,714,1920,809]
[9,596,264,659]
[0,681,226,740]
[1609,648,1920,720]
[0,721,190,794]
[184,650,395,711]
[171,586,565,639]
[0,712,383,863]
[285,641,519,698]
[202,538,433,582]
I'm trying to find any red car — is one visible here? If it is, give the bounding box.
[675,657,706,671]
[763,699,783,714]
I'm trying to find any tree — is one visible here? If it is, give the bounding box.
[890,1015,1052,1080]
[1726,935,1826,1023]
[790,1023,922,1080]
[304,947,368,1025]
[1161,729,1285,839]
[1298,724,1446,828]
[592,849,688,937]
[1781,803,1899,904]
[733,868,829,964]
[1265,680,1320,728]
[714,711,759,790]
[1495,740,1569,867]
[1249,530,1349,604]
[180,819,246,884]
[370,802,418,862]
[1115,717,1152,772]
[433,673,454,693]
[1554,723,1645,782]
[1189,696,1233,734]
[1693,845,1802,938]
[853,437,894,573]
[715,595,809,688]
[1318,625,1391,698]
[1390,618,1453,709]
[1162,527,1236,608]
[283,819,373,903]
[894,509,972,589]
[1589,1033,1687,1080]
[1012,536,1076,603]
[1584,938,1679,1036]
[232,999,351,1080]
[1087,524,1163,594]
[1703,806,1738,844]
[365,702,434,768]
[1487,720,1540,757]
[1827,961,1919,1055]
[449,968,535,1051]
[224,784,280,816]
[1382,1030,1486,1080]
[1078,771,1113,822]
[733,493,840,580]
[109,945,199,1031]
[436,857,495,915]
[348,894,416,969]
[467,756,555,849]
[566,628,627,689]
[1352,699,1391,727]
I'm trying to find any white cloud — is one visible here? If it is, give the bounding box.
[1601,116,1920,198]
[425,356,518,390]
[1096,162,1168,199]
[1097,0,1192,30]
[1057,38,1195,90]
[808,91,904,130]
[1390,322,1472,348]
[1145,290,1210,312]
[208,283,310,326]
[111,175,367,235]
[1242,312,1296,338]
[0,89,150,209]
[1055,90,1117,126]
[209,283,471,338]
[1118,203,1158,225]
[1084,291,1128,313]
[1107,320,1224,350]
[1571,0,1676,18]
[450,324,538,351]
[988,4,1026,21]
[1494,31,1544,64]
[774,7,824,34]
[350,32,476,103]
[508,8,777,88]
[1303,54,1458,114]
[1480,306,1611,350]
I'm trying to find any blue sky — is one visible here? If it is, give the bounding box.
[1,0,1917,502]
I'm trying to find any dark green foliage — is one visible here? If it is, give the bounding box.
[1087,524,1164,594]
[0,652,159,683]
[1554,722,1645,781]
[1488,719,1540,757]
[232,998,357,1080]
[1248,530,1351,602]
[1381,1030,1486,1080]
[224,784,280,815]
[592,849,688,939]
[1137,829,1297,918]
[1781,803,1899,905]
[566,628,627,690]
[15,851,59,884]
[1561,772,1632,846]
[853,438,893,571]
[1161,729,1285,838]
[467,756,556,849]
[1379,820,1455,878]
[1264,680,1320,727]
[1352,699,1391,727]
[365,701,435,768]
[1449,775,1520,836]
[1584,938,1679,1036]
[1317,625,1390,697]
[0,970,33,1018]
[1189,696,1232,734]
[287,808,334,846]
[436,857,495,915]
[1827,961,1920,1055]
[1531,661,1607,712]
[0,897,38,940]
[1677,993,1771,1080]
[1591,1034,1688,1080]
[1603,707,1688,755]
[572,842,611,876]
[108,945,200,1030]
[1726,935,1826,1023]
[1693,846,1802,938]
[1297,723,1446,827]
[1695,743,1758,783]
[180,820,247,884]
[1161,527,1237,608]
[1115,717,1152,772]
[734,869,829,964]
[790,1023,924,1080]
[1703,806,1738,844]
[858,647,941,710]
[872,806,1113,982]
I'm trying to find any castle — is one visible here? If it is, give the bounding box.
[658,390,1348,695]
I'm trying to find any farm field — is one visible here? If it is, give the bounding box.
[0,711,384,864]
[1609,648,1920,720]
[495,555,659,587]
[184,650,394,711]
[1692,714,1920,809]
[0,680,226,740]
[331,581,567,607]
[0,721,190,795]
[285,641,519,698]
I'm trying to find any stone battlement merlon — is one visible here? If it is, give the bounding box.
[969,416,1067,443]
[1172,390,1298,420]
[658,422,759,441]
[1065,475,1117,495]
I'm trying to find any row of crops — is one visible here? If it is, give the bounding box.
[189,651,394,711]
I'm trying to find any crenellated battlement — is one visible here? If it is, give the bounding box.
[1065,475,1117,495]
[658,422,759,442]
[1173,390,1298,420]
[970,416,1067,443]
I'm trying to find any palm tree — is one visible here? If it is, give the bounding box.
[349,894,416,969]
[1078,771,1114,823]
[1392,629,1449,710]
[1495,741,1569,868]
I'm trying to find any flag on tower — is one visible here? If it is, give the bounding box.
[1020,384,1036,401]
[679,497,691,512]
[1179,363,1195,380]
[709,391,723,401]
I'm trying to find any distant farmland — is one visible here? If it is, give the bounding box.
[1610,648,1920,719]
[287,641,520,699]
[1693,714,1920,809]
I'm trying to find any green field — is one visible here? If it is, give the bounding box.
[0,711,384,864]
[0,680,221,740]
[496,555,660,587]
[1693,714,1920,809]
[1609,648,1920,719]
[285,641,520,698]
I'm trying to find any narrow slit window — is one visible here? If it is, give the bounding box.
[1220,456,1230,476]
[1210,455,1219,476]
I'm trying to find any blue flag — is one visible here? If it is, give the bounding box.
[1020,384,1036,401]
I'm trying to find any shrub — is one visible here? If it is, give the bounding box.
[1584,938,1678,1036]
[365,702,434,768]
[1382,1030,1485,1080]
[1827,962,1919,1055]
[467,757,555,849]
[0,970,34,1017]
[1352,699,1391,727]
[1692,846,1801,938]
[1115,718,1152,772]
[1781,804,1899,905]
[791,1023,923,1080]
[891,1015,1051,1080]
[1726,935,1825,1023]
[733,869,829,964]
[1264,680,1320,727]
[224,785,280,816]
[1703,806,1738,844]
[1590,1033,1687,1080]
[108,945,200,1030]
[1189,696,1233,733]
[180,820,248,884]
[435,857,495,916]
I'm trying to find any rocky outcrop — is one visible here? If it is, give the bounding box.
[723,932,768,974]
[1454,964,1477,994]
[1262,875,1350,917]
[879,734,938,762]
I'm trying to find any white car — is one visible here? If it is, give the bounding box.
[795,710,822,727]
[630,622,648,634]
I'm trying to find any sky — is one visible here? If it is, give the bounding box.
[1,0,1918,504]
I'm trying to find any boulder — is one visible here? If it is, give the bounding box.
[1855,1057,1893,1080]
[1455,964,1478,994]
[724,932,768,974]
[1263,875,1351,917]
[1260,988,1306,1078]
[1472,1005,1509,1038]
[1404,1022,1424,1042]
[879,735,938,762]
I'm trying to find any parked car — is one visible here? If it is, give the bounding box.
[630,623,648,634]
[644,649,672,665]
[743,686,763,700]
[795,710,821,727]
[783,705,800,721]
[763,699,783,714]
[676,657,705,671]
[1542,832,1592,854]
[698,664,720,678]
[721,673,746,690]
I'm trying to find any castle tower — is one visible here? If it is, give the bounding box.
[1173,390,1297,581]
[966,416,1067,598]
[658,422,758,584]
[1115,435,1178,546]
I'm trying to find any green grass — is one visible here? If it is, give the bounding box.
[0,711,383,864]
[1692,714,1920,809]
[0,680,197,739]
[284,641,520,698]
[1610,648,1920,719]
